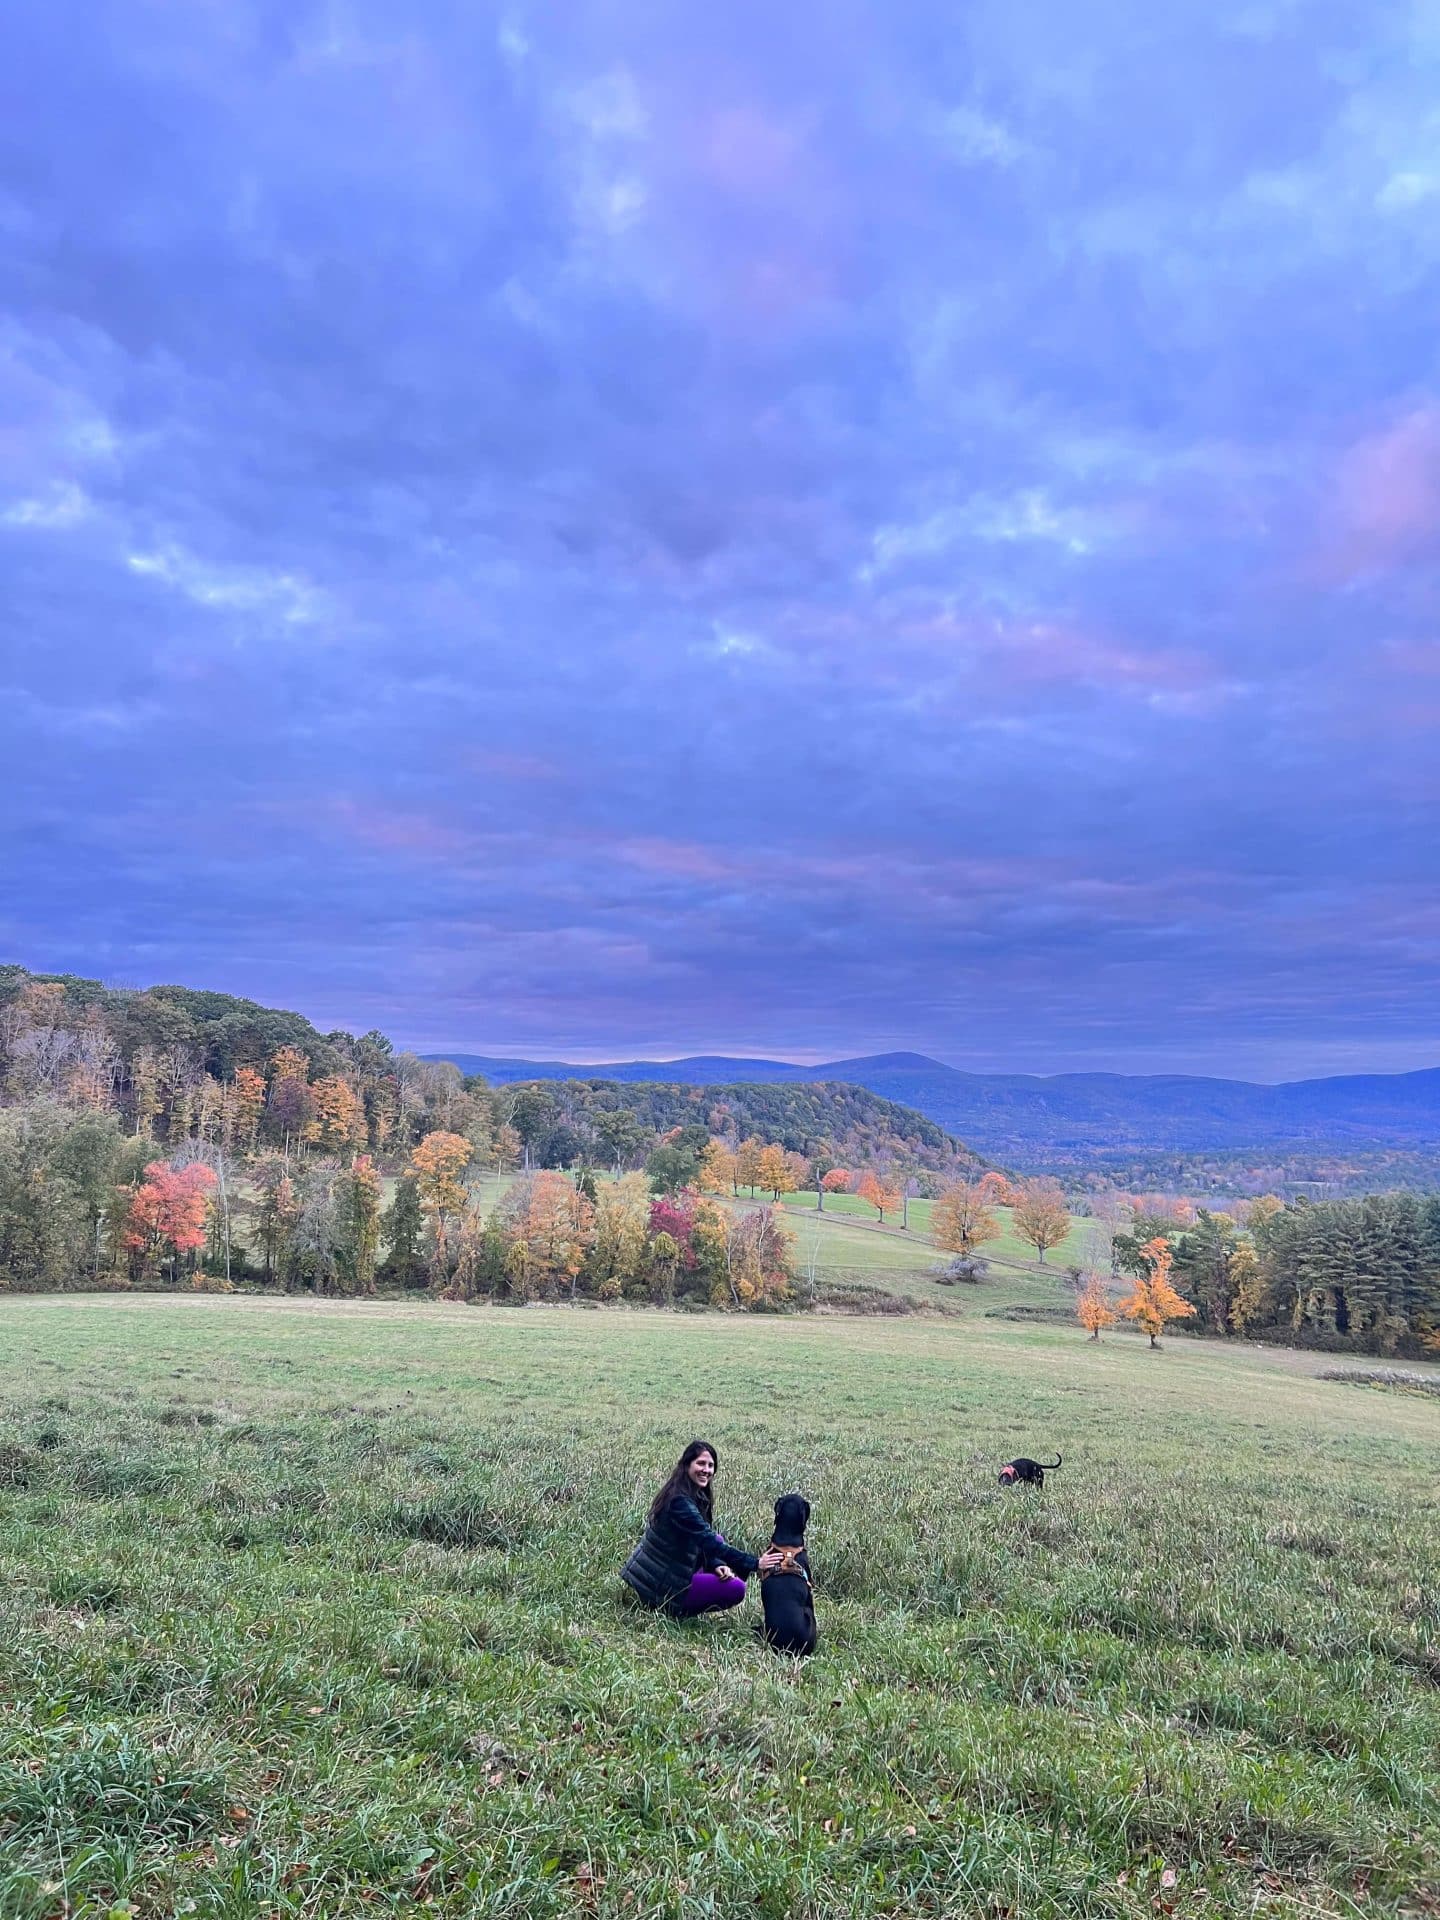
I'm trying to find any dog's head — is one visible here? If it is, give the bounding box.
[773,1491,811,1540]
[998,1463,1017,1485]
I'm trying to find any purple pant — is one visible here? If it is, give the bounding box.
[669,1568,747,1616]
[667,1535,747,1617]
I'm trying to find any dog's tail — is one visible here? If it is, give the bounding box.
[1043,1455,1062,1471]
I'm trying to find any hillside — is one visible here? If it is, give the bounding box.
[0,967,978,1182]
[429,1048,1440,1168]
[524,1076,979,1181]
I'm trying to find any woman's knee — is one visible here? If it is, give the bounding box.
[712,1576,747,1610]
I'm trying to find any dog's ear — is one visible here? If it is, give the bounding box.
[799,1497,811,1524]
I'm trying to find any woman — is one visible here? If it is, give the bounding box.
[622,1440,781,1616]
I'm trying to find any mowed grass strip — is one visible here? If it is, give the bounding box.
[0,1295,1436,1919]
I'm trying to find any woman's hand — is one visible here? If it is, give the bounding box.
[713,1563,733,1582]
[758,1550,785,1572]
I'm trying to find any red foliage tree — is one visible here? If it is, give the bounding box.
[124,1161,217,1280]
[648,1192,698,1268]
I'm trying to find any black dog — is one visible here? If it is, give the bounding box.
[760,1493,817,1656]
[999,1454,1061,1489]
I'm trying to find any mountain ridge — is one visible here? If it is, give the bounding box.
[420,1050,1440,1157]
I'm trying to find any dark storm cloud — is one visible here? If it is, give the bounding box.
[3,0,1439,1073]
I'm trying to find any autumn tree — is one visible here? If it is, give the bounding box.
[1119,1236,1199,1348]
[305,1075,367,1156]
[68,1015,120,1111]
[932,1181,1002,1261]
[130,1047,161,1139]
[855,1169,902,1223]
[589,1172,650,1299]
[493,1123,522,1173]
[1012,1177,1071,1263]
[124,1161,217,1283]
[818,1167,849,1212]
[500,1171,595,1299]
[340,1154,383,1295]
[698,1139,739,1197]
[1227,1240,1266,1333]
[408,1130,473,1276]
[713,1203,794,1310]
[231,1065,266,1153]
[755,1142,798,1203]
[977,1170,1016,1206]
[367,1079,399,1153]
[1075,1272,1117,1341]
[734,1136,764,1195]
[251,1156,300,1283]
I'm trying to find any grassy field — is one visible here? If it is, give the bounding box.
[1,1296,1437,1919]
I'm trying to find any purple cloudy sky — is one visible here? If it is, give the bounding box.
[3,1,1439,1077]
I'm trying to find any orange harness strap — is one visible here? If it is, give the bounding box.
[759,1542,811,1586]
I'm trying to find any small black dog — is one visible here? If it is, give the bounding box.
[760,1492,817,1656]
[999,1453,1062,1489]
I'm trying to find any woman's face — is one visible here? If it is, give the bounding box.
[686,1450,716,1492]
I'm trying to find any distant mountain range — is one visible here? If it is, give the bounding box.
[423,1049,1440,1160]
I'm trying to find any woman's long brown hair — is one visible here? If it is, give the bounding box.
[649,1438,718,1523]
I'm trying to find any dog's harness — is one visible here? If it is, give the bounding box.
[760,1542,812,1587]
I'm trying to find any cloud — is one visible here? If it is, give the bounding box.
[2,0,1439,1075]
[1324,407,1440,578]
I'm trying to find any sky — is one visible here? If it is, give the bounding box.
[3,0,1440,1080]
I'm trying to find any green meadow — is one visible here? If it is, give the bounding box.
[2,1290,1437,1919]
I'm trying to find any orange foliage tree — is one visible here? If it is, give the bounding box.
[932,1181,1001,1259]
[1075,1273,1117,1341]
[304,1075,367,1156]
[124,1161,218,1281]
[856,1170,903,1223]
[818,1167,850,1212]
[408,1130,472,1271]
[231,1066,266,1152]
[505,1171,595,1300]
[1118,1236,1198,1348]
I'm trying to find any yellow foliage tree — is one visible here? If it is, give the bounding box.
[1012,1177,1071,1263]
[1227,1240,1265,1332]
[590,1172,649,1298]
[755,1142,798,1202]
[1119,1236,1199,1349]
[1075,1273,1117,1340]
[698,1140,739,1196]
[932,1181,1001,1258]
[734,1136,765,1194]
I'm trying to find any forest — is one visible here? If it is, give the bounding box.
[0,967,972,1312]
[2,966,1440,1352]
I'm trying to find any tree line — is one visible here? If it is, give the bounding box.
[1088,1193,1440,1357]
[0,970,978,1185]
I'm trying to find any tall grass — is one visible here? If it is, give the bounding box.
[0,1295,1436,1918]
